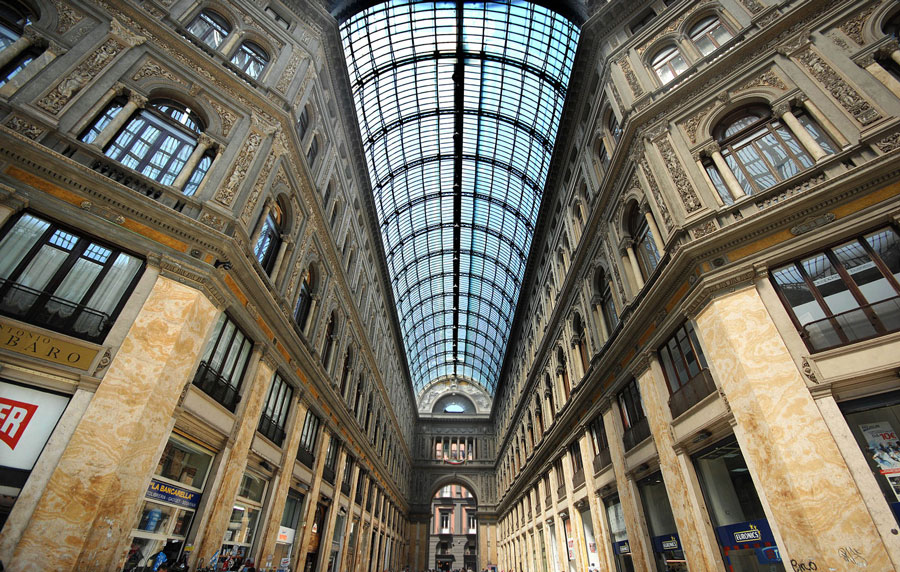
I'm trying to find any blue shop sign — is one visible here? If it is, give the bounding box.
[715,519,777,547]
[755,545,782,565]
[614,540,631,555]
[146,478,200,509]
[652,533,681,553]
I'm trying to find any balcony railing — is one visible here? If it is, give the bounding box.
[192,361,240,412]
[90,157,202,219]
[572,467,585,489]
[593,448,612,474]
[257,414,286,446]
[341,480,351,496]
[296,447,315,468]
[557,483,566,499]
[622,416,651,451]
[322,465,336,484]
[801,296,900,352]
[0,279,112,343]
[668,369,717,419]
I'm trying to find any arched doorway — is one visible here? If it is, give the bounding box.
[428,483,478,572]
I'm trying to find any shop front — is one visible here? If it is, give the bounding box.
[636,472,686,572]
[274,489,305,572]
[325,510,346,572]
[579,506,602,570]
[220,471,268,567]
[603,495,634,572]
[304,501,328,572]
[693,437,784,571]
[123,433,214,571]
[839,389,900,525]
[547,520,562,572]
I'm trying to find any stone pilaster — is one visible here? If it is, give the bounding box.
[295,430,332,567]
[11,277,219,571]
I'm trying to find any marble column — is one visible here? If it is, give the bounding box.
[695,286,893,570]
[256,397,307,565]
[634,356,724,570]
[336,462,361,572]
[92,92,147,150]
[10,276,219,571]
[171,133,215,191]
[193,352,276,567]
[706,143,746,202]
[775,103,828,162]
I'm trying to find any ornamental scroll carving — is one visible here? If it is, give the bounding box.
[837,2,878,46]
[739,0,764,15]
[732,69,788,94]
[132,59,183,85]
[53,0,84,34]
[209,100,237,137]
[37,37,125,115]
[639,156,673,231]
[875,131,900,153]
[795,48,882,126]
[215,130,264,206]
[4,115,45,139]
[618,56,643,98]
[277,49,305,94]
[656,137,702,214]
[239,147,282,225]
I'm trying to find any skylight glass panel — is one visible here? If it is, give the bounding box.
[341,0,579,401]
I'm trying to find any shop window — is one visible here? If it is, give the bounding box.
[659,321,715,418]
[297,409,321,467]
[637,472,686,572]
[0,212,144,343]
[103,99,207,188]
[124,435,214,572]
[254,202,283,274]
[604,495,633,570]
[272,489,304,567]
[192,313,253,412]
[230,41,269,80]
[650,44,688,85]
[258,372,293,446]
[771,226,900,352]
[221,472,267,564]
[839,390,900,525]
[618,379,649,451]
[293,266,316,333]
[186,9,231,50]
[689,15,733,57]
[704,105,814,196]
[323,437,339,484]
[693,437,783,571]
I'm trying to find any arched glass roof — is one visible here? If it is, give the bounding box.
[340,1,579,399]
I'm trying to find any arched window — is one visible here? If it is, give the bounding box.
[597,137,609,167]
[883,10,900,38]
[573,313,588,375]
[102,99,206,187]
[187,9,231,50]
[706,105,815,196]
[596,269,619,335]
[534,397,544,434]
[353,376,364,416]
[0,1,39,87]
[339,346,352,396]
[689,15,733,56]
[321,311,337,369]
[557,347,570,400]
[254,201,283,274]
[878,12,900,80]
[607,112,621,143]
[298,106,311,141]
[628,205,661,279]
[650,44,688,84]
[294,266,316,332]
[231,41,269,79]
[544,372,555,413]
[307,135,319,166]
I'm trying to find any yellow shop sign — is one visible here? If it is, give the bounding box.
[0,319,99,370]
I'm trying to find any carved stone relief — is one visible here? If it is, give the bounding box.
[739,0,764,15]
[875,131,900,153]
[277,49,305,94]
[53,0,85,34]
[638,156,673,231]
[795,47,882,126]
[4,115,46,140]
[215,129,264,206]
[240,147,281,225]
[731,69,788,94]
[37,37,125,115]
[131,58,184,85]
[618,56,643,98]
[656,137,702,213]
[837,2,879,46]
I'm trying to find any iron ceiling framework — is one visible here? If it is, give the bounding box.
[340,1,579,399]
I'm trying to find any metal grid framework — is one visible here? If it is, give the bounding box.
[340,1,579,398]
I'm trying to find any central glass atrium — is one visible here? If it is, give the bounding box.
[340,1,580,401]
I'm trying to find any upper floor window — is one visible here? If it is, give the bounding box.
[628,206,661,278]
[0,1,30,49]
[231,41,269,80]
[689,15,733,57]
[264,5,290,29]
[297,409,321,467]
[187,9,231,50]
[607,112,621,143]
[294,266,316,333]
[651,45,688,85]
[322,311,337,369]
[629,10,656,35]
[659,321,708,393]
[307,135,320,166]
[0,213,143,343]
[771,227,900,352]
[258,372,293,446]
[588,414,608,456]
[707,106,812,196]
[103,99,206,187]
[254,202,282,274]
[298,107,311,141]
[193,313,252,411]
[597,269,619,335]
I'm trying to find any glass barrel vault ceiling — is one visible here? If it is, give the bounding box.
[340,1,580,400]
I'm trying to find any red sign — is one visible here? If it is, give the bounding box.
[0,397,38,450]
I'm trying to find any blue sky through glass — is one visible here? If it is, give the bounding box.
[341,1,579,401]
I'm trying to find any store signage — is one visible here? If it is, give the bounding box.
[566,538,575,559]
[859,422,900,474]
[0,319,99,370]
[0,381,69,470]
[652,533,681,552]
[615,540,630,554]
[146,479,200,509]
[277,525,296,544]
[715,519,777,549]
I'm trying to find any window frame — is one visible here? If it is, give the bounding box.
[230,40,269,80]
[258,372,293,446]
[186,9,231,50]
[688,14,733,57]
[650,44,688,85]
[192,312,253,412]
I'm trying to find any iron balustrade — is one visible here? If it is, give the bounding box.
[622,416,651,452]
[0,279,112,343]
[593,447,612,474]
[801,296,900,351]
[192,361,240,412]
[668,368,717,419]
[257,414,286,446]
[322,466,336,484]
[296,447,315,468]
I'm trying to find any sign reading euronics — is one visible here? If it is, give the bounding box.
[0,318,99,370]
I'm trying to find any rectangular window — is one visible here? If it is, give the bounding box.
[297,410,320,467]
[617,379,645,429]
[588,414,608,455]
[771,226,900,351]
[264,6,290,29]
[659,322,708,393]
[323,437,339,484]
[0,212,143,342]
[258,372,293,446]
[193,313,252,412]
[569,441,583,474]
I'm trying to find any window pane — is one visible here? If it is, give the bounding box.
[866,228,900,284]
[834,239,895,304]
[772,263,826,325]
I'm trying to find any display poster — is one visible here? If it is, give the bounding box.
[859,421,900,475]
[0,380,69,471]
[567,538,575,560]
